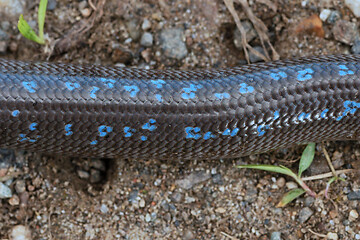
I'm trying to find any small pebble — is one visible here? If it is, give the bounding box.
[298,207,314,223]
[15,180,26,194]
[233,21,257,50]
[80,8,91,18]
[333,20,358,45]
[327,232,338,240]
[270,232,282,240]
[319,9,331,21]
[77,170,90,179]
[0,181,12,198]
[142,19,151,30]
[304,197,315,207]
[159,28,188,60]
[215,207,226,214]
[349,209,359,221]
[183,229,195,240]
[345,0,360,17]
[175,171,210,190]
[276,177,285,188]
[139,199,145,208]
[9,194,20,206]
[10,225,31,240]
[347,191,360,200]
[286,181,298,190]
[100,204,108,214]
[145,213,151,222]
[47,0,57,10]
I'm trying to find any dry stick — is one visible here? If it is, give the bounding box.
[237,0,280,60]
[220,231,240,240]
[302,169,353,181]
[321,143,337,177]
[307,229,327,238]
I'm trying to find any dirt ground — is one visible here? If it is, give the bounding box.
[0,0,360,239]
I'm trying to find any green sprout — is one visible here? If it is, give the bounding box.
[18,0,48,44]
[237,143,317,207]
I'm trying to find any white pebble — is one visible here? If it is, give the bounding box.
[349,209,359,221]
[345,0,360,17]
[286,181,298,190]
[319,9,331,21]
[327,232,338,240]
[10,225,31,240]
[0,182,12,198]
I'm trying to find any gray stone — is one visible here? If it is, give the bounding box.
[0,181,12,198]
[47,0,57,10]
[333,20,359,45]
[298,207,314,223]
[170,192,183,203]
[249,46,265,63]
[0,0,25,19]
[175,171,210,190]
[270,232,282,240]
[126,19,141,41]
[140,32,153,47]
[347,191,360,200]
[304,196,315,207]
[159,28,188,60]
[233,21,257,50]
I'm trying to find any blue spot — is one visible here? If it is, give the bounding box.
[182,84,202,99]
[257,125,269,136]
[100,78,116,88]
[90,86,99,99]
[222,128,239,137]
[98,125,113,137]
[273,111,280,120]
[336,100,360,121]
[203,131,216,140]
[65,124,73,136]
[298,112,311,122]
[297,68,314,81]
[124,127,136,137]
[151,80,166,88]
[142,119,156,131]
[90,140,98,145]
[239,83,254,94]
[155,94,163,102]
[270,71,287,80]
[321,109,329,119]
[65,82,80,91]
[12,110,19,117]
[338,64,354,76]
[29,123,37,131]
[19,134,27,142]
[124,85,140,97]
[185,127,201,139]
[22,81,37,93]
[141,136,147,141]
[214,93,230,100]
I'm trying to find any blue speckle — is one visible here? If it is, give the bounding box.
[29,123,37,131]
[100,78,116,88]
[155,94,163,102]
[124,85,140,97]
[273,111,280,120]
[182,84,202,99]
[336,100,360,121]
[90,86,100,98]
[185,127,202,139]
[19,134,27,142]
[151,80,166,88]
[239,83,254,94]
[270,71,287,80]
[142,119,156,131]
[338,64,354,76]
[321,109,329,119]
[22,81,37,93]
[141,136,147,141]
[124,127,136,137]
[65,82,80,91]
[203,131,216,140]
[12,110,19,117]
[222,128,239,136]
[298,112,311,122]
[257,125,269,136]
[18,133,39,143]
[297,68,314,81]
[65,124,73,136]
[90,140,98,145]
[98,125,113,137]
[214,93,230,100]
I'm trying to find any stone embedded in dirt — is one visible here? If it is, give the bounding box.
[270,232,281,240]
[345,0,360,17]
[159,28,188,60]
[327,232,338,240]
[140,32,153,47]
[15,180,26,194]
[349,209,359,221]
[298,207,314,223]
[333,20,358,45]
[77,170,90,179]
[347,191,360,200]
[175,171,211,190]
[0,181,12,198]
[10,225,31,240]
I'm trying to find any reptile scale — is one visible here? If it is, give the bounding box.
[0,54,359,160]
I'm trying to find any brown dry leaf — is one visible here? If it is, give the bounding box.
[295,14,325,38]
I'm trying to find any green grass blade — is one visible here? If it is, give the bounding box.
[38,0,48,40]
[298,143,316,177]
[277,188,306,207]
[236,164,297,179]
[18,14,44,44]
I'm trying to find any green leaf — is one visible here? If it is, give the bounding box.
[298,143,316,177]
[277,188,306,207]
[236,164,298,179]
[38,0,48,40]
[17,14,44,44]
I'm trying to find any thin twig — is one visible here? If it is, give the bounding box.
[302,169,353,181]
[321,143,337,177]
[220,231,240,240]
[308,228,327,238]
